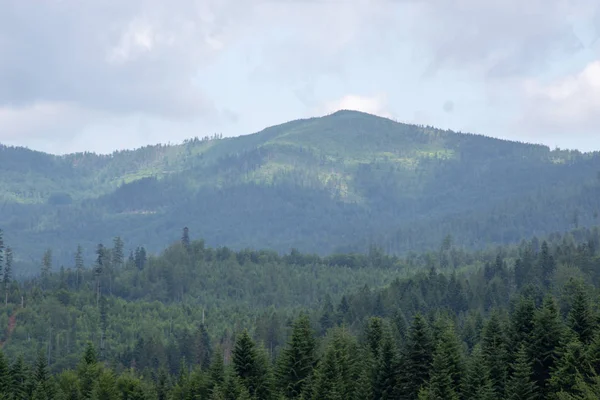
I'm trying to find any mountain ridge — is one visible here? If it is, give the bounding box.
[1,110,600,269]
[2,109,583,157]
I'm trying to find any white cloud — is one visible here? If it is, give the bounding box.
[519,60,600,134]
[1,0,600,153]
[321,94,392,118]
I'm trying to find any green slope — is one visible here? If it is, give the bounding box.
[1,110,600,268]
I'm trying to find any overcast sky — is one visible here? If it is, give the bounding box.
[1,0,599,154]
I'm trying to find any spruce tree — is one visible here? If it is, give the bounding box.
[276,314,316,399]
[222,371,251,400]
[505,345,537,400]
[0,230,4,278]
[232,330,272,399]
[539,241,556,288]
[509,296,536,356]
[91,370,118,400]
[209,349,225,390]
[10,356,28,400]
[531,295,563,398]
[365,317,385,359]
[373,331,399,400]
[549,338,587,396]
[0,351,10,397]
[112,236,125,267]
[461,345,495,400]
[312,327,362,400]
[425,344,460,400]
[3,246,12,302]
[195,324,212,370]
[395,314,435,400]
[33,351,54,399]
[78,342,100,399]
[75,244,84,289]
[41,249,52,289]
[568,283,596,345]
[32,382,47,400]
[155,368,170,400]
[586,331,600,376]
[182,227,191,249]
[481,311,508,399]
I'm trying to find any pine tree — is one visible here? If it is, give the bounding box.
[155,368,170,400]
[222,371,251,400]
[182,227,190,249]
[99,296,108,360]
[194,324,212,370]
[10,356,28,400]
[78,342,100,399]
[91,370,118,400]
[395,314,435,400]
[276,313,316,399]
[41,249,52,289]
[319,295,335,335]
[115,372,146,400]
[0,230,4,279]
[586,331,600,375]
[568,283,596,345]
[112,237,125,267]
[32,382,47,400]
[3,246,12,304]
[94,244,104,306]
[232,330,272,399]
[531,295,563,398]
[0,351,10,397]
[75,244,84,289]
[549,338,587,396]
[461,345,495,400]
[209,349,225,390]
[509,296,536,356]
[505,345,537,400]
[311,328,362,400]
[56,370,82,400]
[373,331,399,400]
[33,351,54,399]
[425,345,460,400]
[539,241,556,288]
[481,311,508,399]
[365,317,385,359]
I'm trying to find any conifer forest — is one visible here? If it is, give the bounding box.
[3,112,600,399]
[2,221,600,399]
[4,1,600,398]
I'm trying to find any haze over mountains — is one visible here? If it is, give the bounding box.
[2,110,600,268]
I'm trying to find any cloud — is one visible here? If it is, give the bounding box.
[321,94,392,118]
[1,0,599,153]
[519,60,600,135]
[0,0,238,117]
[399,0,599,78]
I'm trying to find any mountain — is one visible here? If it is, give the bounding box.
[2,109,600,268]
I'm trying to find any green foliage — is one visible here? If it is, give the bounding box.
[396,314,434,400]
[461,345,495,400]
[276,314,316,399]
[311,328,362,400]
[481,311,508,399]
[505,345,538,400]
[531,295,564,397]
[4,111,600,270]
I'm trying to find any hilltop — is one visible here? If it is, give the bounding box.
[2,110,600,267]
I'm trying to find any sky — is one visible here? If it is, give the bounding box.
[1,0,599,155]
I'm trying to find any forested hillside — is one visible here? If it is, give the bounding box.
[2,110,600,268]
[1,225,600,398]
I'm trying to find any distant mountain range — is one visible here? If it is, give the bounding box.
[2,110,600,269]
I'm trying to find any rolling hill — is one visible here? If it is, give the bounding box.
[2,109,600,268]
